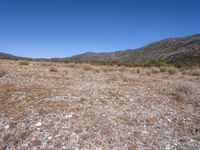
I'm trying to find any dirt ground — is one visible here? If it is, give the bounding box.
[0,60,200,150]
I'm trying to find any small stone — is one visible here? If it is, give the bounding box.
[62,146,67,149]
[48,136,52,140]
[5,125,10,129]
[65,114,72,118]
[35,122,42,127]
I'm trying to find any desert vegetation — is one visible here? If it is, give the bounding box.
[0,59,200,150]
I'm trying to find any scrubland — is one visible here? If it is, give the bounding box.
[0,60,200,150]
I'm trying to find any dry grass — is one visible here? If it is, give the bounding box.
[128,145,137,150]
[0,60,199,150]
[136,68,140,74]
[19,60,29,65]
[151,67,160,73]
[82,64,94,71]
[0,69,7,77]
[32,138,41,146]
[171,81,199,105]
[49,67,58,72]
[190,70,200,76]
[159,66,167,72]
[167,67,178,75]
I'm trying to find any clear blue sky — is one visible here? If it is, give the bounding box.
[0,0,200,58]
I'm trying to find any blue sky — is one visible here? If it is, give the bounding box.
[0,0,200,58]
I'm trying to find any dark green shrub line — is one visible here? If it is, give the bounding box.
[1,56,200,68]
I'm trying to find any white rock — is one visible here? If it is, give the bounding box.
[48,136,52,140]
[65,114,72,118]
[62,146,67,149]
[35,122,42,127]
[5,125,9,129]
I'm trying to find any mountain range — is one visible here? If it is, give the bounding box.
[1,34,200,64]
[69,34,200,63]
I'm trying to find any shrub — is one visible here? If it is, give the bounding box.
[146,71,151,76]
[174,61,185,68]
[144,59,167,67]
[151,67,160,73]
[190,70,200,76]
[172,81,194,102]
[181,70,188,75]
[94,68,100,73]
[19,60,29,65]
[0,69,7,77]
[82,64,93,71]
[66,63,76,68]
[49,67,58,72]
[167,67,178,75]
[136,69,140,74]
[159,67,167,72]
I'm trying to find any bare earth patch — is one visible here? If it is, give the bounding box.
[0,60,200,150]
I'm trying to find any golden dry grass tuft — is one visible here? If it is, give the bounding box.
[151,67,160,73]
[19,60,29,66]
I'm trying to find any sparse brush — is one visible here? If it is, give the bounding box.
[101,67,109,73]
[0,69,7,77]
[190,70,200,76]
[159,67,167,72]
[118,66,126,72]
[66,63,76,68]
[19,61,29,66]
[93,68,100,73]
[32,138,41,146]
[146,71,151,76]
[172,81,194,102]
[82,64,93,71]
[181,70,188,75]
[40,62,52,67]
[167,67,178,75]
[49,67,58,72]
[136,69,140,74]
[151,67,160,73]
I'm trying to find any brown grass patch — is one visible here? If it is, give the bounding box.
[49,67,58,72]
[172,81,195,103]
[19,61,29,66]
[82,64,94,71]
[159,66,167,72]
[167,67,178,75]
[32,138,41,146]
[100,126,113,136]
[190,70,200,76]
[151,67,160,73]
[0,69,7,77]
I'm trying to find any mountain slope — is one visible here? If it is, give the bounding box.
[0,52,19,59]
[69,34,200,63]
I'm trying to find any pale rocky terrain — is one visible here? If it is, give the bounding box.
[0,60,200,150]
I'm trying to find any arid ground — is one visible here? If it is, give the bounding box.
[0,60,200,150]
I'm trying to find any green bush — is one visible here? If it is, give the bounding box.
[144,59,167,67]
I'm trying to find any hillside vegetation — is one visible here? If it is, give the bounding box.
[69,34,200,65]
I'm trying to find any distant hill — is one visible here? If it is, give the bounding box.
[0,52,19,59]
[0,52,32,60]
[69,34,200,64]
[1,34,200,65]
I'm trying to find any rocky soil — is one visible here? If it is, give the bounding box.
[0,60,200,150]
